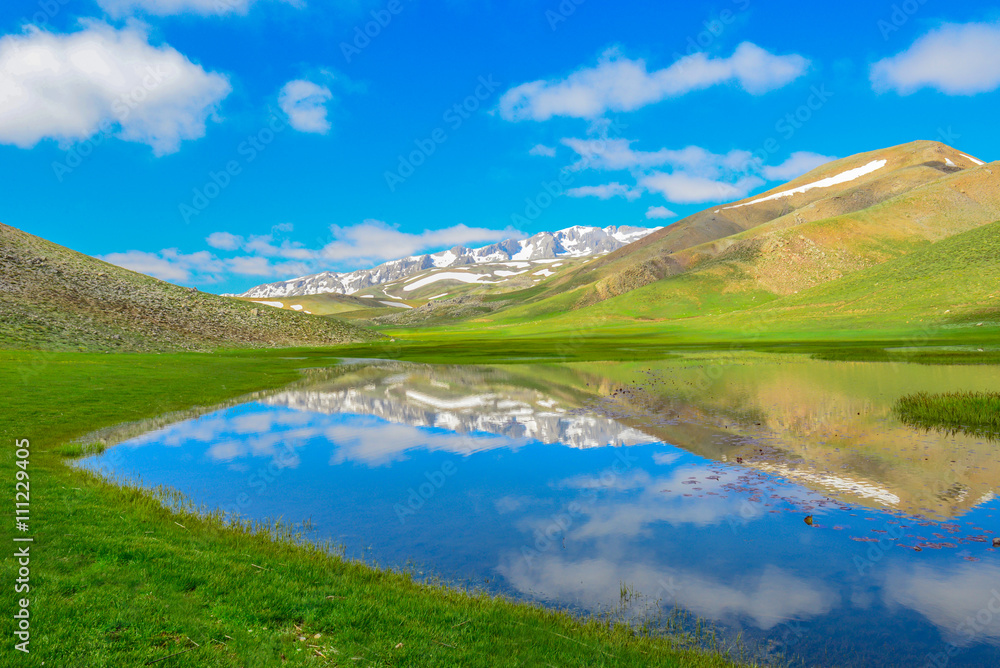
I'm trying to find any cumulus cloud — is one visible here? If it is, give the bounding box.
[871,22,1000,95]
[0,22,231,155]
[645,205,677,220]
[99,246,311,284]
[319,219,524,265]
[99,249,225,283]
[206,231,243,251]
[558,137,768,204]
[500,43,809,121]
[529,143,556,157]
[278,79,334,134]
[97,0,300,17]
[566,182,640,201]
[563,138,753,174]
[640,172,764,204]
[762,151,837,181]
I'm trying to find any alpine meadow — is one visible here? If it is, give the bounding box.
[2,3,1000,667]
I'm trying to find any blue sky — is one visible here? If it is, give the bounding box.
[1,0,998,293]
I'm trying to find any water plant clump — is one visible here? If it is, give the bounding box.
[893,391,1000,438]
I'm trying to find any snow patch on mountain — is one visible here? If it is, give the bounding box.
[404,272,497,292]
[237,225,661,298]
[724,160,887,210]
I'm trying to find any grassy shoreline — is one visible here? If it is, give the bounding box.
[2,348,752,667]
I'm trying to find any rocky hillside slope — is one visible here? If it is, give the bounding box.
[0,223,381,352]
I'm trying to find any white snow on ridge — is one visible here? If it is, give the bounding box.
[961,153,985,166]
[432,250,457,267]
[724,159,888,210]
[252,301,284,308]
[290,304,303,311]
[240,225,661,299]
[534,269,555,277]
[428,293,449,300]
[403,272,497,292]
[495,269,528,277]
[945,158,956,167]
[380,301,413,309]
[512,242,535,261]
[612,227,662,243]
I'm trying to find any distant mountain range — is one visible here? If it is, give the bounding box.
[236,225,660,299]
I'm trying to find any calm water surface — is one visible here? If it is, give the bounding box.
[80,355,1000,667]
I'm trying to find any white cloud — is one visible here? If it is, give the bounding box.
[278,79,334,134]
[206,231,243,251]
[500,43,809,122]
[558,137,768,205]
[562,138,754,174]
[871,23,1000,95]
[319,219,524,265]
[645,206,677,220]
[641,172,764,204]
[566,182,640,201]
[100,249,225,283]
[0,22,230,155]
[553,135,844,205]
[762,151,837,181]
[528,143,556,157]
[97,0,300,18]
[99,247,310,284]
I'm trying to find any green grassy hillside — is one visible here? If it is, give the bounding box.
[718,217,1000,332]
[0,223,381,352]
[444,217,1000,345]
[448,142,998,328]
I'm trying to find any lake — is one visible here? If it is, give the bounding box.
[78,354,1000,667]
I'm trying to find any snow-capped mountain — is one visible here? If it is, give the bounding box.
[238,225,660,299]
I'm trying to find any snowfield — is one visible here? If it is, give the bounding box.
[403,272,497,292]
[725,159,888,209]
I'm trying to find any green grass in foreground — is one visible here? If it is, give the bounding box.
[1,348,751,667]
[893,391,1000,438]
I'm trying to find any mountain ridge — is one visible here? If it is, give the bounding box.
[237,225,660,299]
